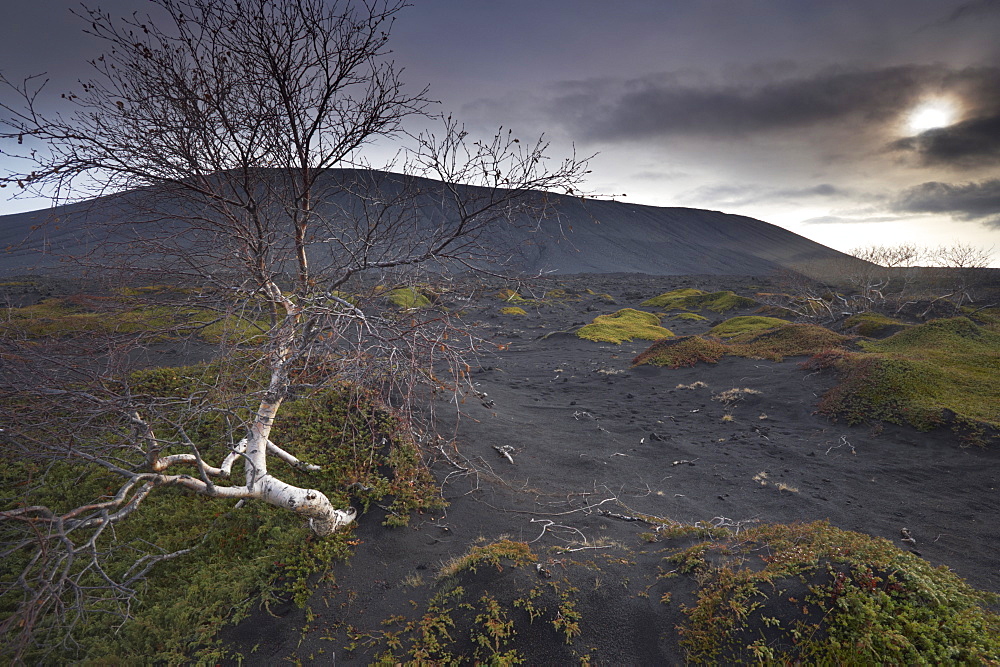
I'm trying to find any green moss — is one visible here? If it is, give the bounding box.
[814,317,1000,432]
[642,289,757,313]
[754,304,800,319]
[385,286,431,309]
[966,306,1000,328]
[677,520,1000,664]
[634,322,849,367]
[671,312,708,322]
[0,367,443,663]
[585,289,617,304]
[641,288,705,308]
[576,308,674,344]
[632,335,728,367]
[500,306,527,316]
[726,322,851,361]
[1,296,208,340]
[438,539,537,579]
[707,316,789,338]
[844,311,908,337]
[321,514,999,664]
[496,288,527,303]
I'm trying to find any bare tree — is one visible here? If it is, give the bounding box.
[926,243,994,310]
[843,244,925,312]
[0,0,588,658]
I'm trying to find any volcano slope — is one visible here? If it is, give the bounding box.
[220,273,999,665]
[0,169,858,279]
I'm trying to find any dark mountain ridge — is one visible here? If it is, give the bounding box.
[0,169,854,277]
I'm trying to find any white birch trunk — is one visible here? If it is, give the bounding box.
[137,280,358,536]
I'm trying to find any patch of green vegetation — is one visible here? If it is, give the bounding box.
[754,304,800,319]
[640,288,704,308]
[707,316,789,338]
[642,289,757,313]
[0,365,443,663]
[670,312,708,322]
[385,286,431,309]
[576,308,674,344]
[0,296,192,339]
[725,322,851,361]
[0,293,274,345]
[336,513,1000,664]
[810,317,1000,433]
[676,520,1000,664]
[585,288,616,304]
[471,593,523,662]
[496,288,528,304]
[844,311,908,337]
[500,306,527,316]
[116,284,199,297]
[632,335,728,368]
[966,305,1000,328]
[438,539,537,579]
[634,322,848,367]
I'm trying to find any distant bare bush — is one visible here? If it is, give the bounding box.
[762,244,994,323]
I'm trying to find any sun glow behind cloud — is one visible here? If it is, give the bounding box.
[906,98,958,134]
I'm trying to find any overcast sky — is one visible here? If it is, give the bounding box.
[2,1,999,263]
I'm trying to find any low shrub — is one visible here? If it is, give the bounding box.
[0,367,443,663]
[438,539,537,579]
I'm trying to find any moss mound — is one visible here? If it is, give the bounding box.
[632,335,728,368]
[708,315,789,338]
[385,286,431,309]
[675,520,1000,664]
[642,289,757,313]
[727,322,852,361]
[670,312,708,322]
[500,306,527,316]
[576,308,673,344]
[641,287,705,308]
[812,317,1000,433]
[634,322,850,367]
[844,311,908,337]
[337,520,999,665]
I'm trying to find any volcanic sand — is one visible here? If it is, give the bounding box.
[222,273,999,664]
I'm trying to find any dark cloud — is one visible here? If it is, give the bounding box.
[681,182,849,207]
[930,0,1000,26]
[894,179,1000,227]
[550,66,943,142]
[890,114,1000,167]
[886,67,1000,168]
[547,65,1000,157]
